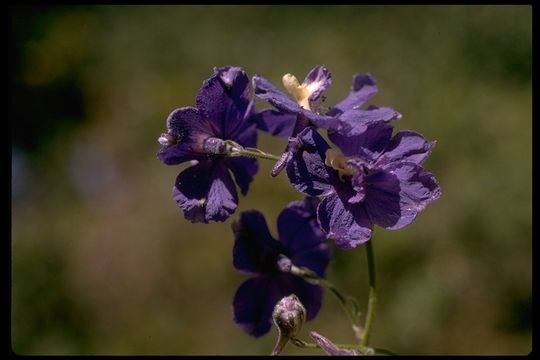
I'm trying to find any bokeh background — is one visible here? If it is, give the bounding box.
[10,5,532,355]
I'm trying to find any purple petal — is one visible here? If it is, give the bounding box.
[252,109,297,138]
[232,274,323,337]
[377,130,436,165]
[365,162,441,230]
[205,161,239,222]
[327,73,378,116]
[317,192,373,249]
[157,142,204,165]
[328,122,394,159]
[196,67,250,139]
[172,161,212,223]
[303,111,340,130]
[285,275,323,322]
[336,107,401,136]
[252,75,338,131]
[286,127,334,196]
[232,210,282,273]
[165,106,213,139]
[225,156,259,196]
[303,65,332,102]
[157,107,213,165]
[233,276,282,337]
[277,198,330,278]
[173,160,238,223]
[253,75,303,114]
[309,331,359,356]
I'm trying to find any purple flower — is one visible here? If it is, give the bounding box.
[232,197,331,337]
[251,66,400,176]
[287,124,441,249]
[157,66,258,223]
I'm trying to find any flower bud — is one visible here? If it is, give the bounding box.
[309,331,360,356]
[271,294,306,355]
[273,294,306,338]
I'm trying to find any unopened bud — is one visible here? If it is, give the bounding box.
[271,294,306,356]
[309,331,360,356]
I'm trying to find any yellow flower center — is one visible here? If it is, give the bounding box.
[282,73,312,111]
[325,148,356,181]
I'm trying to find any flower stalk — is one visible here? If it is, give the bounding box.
[288,264,362,336]
[360,239,377,350]
[224,140,281,161]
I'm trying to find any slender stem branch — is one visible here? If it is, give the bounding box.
[292,340,396,355]
[293,341,359,350]
[289,266,360,331]
[317,278,359,328]
[223,139,281,161]
[232,148,281,161]
[360,239,377,348]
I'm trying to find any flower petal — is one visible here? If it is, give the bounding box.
[232,210,282,273]
[309,331,359,356]
[157,107,213,165]
[365,162,441,230]
[286,127,334,196]
[277,197,330,278]
[173,160,238,223]
[225,156,259,196]
[303,65,332,102]
[327,73,378,116]
[232,274,323,337]
[196,67,250,139]
[233,276,282,337]
[377,130,436,165]
[166,106,213,139]
[284,275,324,322]
[253,75,338,130]
[328,122,394,159]
[253,75,302,114]
[336,107,401,136]
[205,161,239,222]
[317,192,373,249]
[157,142,204,165]
[252,109,297,138]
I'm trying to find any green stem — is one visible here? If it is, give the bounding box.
[360,239,377,348]
[319,278,359,327]
[233,147,281,161]
[223,140,281,161]
[289,265,361,339]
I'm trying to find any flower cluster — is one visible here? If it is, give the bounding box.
[158,65,441,354]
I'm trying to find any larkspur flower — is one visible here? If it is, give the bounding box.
[157,66,258,223]
[232,197,331,337]
[286,123,441,249]
[251,66,400,175]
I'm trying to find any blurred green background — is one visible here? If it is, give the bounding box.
[10,5,531,355]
